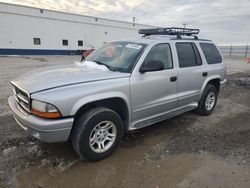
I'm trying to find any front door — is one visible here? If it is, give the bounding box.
[130,43,178,127]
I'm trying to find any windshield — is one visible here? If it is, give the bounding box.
[86,41,146,73]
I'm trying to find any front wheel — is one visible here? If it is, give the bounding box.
[196,84,218,116]
[71,107,123,161]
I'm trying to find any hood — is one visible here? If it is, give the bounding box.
[11,61,130,93]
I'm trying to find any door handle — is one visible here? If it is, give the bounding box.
[202,72,208,77]
[170,76,177,82]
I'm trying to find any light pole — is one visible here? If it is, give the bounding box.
[182,23,188,28]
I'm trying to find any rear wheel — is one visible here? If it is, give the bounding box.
[71,107,123,161]
[196,84,218,116]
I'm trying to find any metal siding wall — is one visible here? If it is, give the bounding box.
[0,3,150,55]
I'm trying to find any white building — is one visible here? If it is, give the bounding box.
[0,2,152,55]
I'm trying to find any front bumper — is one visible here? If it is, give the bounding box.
[220,79,227,90]
[8,96,74,143]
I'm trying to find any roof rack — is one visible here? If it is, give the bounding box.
[139,27,200,39]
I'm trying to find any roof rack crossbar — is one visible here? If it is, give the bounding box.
[139,27,200,39]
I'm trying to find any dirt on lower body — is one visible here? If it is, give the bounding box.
[0,56,250,188]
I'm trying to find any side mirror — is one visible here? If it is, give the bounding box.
[139,60,164,73]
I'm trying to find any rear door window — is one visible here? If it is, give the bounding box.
[200,43,222,64]
[176,43,202,68]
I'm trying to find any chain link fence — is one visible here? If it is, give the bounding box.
[218,45,249,57]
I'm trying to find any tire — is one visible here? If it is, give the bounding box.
[196,84,218,116]
[71,107,123,161]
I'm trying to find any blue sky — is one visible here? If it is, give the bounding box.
[1,0,250,45]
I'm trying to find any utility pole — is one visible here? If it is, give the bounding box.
[133,17,135,27]
[182,23,187,28]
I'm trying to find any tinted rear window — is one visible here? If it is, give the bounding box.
[200,43,222,64]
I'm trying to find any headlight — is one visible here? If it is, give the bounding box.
[31,100,61,119]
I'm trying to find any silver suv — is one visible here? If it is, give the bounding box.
[8,28,226,161]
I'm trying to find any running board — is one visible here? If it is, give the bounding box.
[129,102,198,130]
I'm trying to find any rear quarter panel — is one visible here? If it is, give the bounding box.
[197,41,226,95]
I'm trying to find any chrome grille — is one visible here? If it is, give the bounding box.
[11,83,31,113]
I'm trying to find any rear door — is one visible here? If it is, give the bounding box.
[175,42,207,107]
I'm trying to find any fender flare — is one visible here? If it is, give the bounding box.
[200,75,222,96]
[70,92,131,122]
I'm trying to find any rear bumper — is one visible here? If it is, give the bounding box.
[220,79,227,90]
[8,96,74,143]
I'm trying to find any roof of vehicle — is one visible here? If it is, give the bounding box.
[119,36,212,45]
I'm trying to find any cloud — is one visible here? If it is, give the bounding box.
[0,0,249,44]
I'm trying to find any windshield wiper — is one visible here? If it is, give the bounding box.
[93,61,115,71]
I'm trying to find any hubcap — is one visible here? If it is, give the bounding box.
[89,121,117,153]
[205,91,216,111]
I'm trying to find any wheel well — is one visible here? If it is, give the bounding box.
[207,78,220,92]
[74,98,129,129]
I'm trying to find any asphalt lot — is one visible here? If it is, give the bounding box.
[0,56,249,188]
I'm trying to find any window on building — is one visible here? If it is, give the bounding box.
[33,38,41,45]
[176,43,202,68]
[200,43,222,64]
[143,43,173,69]
[62,39,68,46]
[78,40,83,46]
